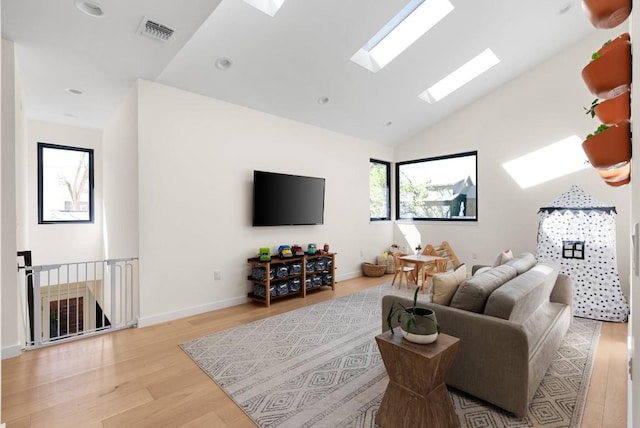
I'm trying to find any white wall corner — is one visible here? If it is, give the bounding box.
[1,344,22,360]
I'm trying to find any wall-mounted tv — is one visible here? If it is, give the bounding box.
[252,170,325,226]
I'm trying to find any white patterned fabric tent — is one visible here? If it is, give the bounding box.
[536,185,629,322]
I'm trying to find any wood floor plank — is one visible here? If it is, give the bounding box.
[602,322,628,428]
[1,275,629,427]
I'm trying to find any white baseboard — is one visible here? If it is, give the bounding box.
[336,271,362,282]
[2,344,22,360]
[136,295,248,328]
[137,272,366,328]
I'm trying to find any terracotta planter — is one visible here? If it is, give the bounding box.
[594,90,630,124]
[581,37,631,99]
[606,176,630,187]
[598,161,631,186]
[597,33,630,57]
[582,120,631,169]
[581,0,631,29]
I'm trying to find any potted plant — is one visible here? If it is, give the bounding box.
[386,287,440,344]
[584,90,630,124]
[581,35,631,99]
[596,33,630,57]
[582,120,631,169]
[581,0,631,29]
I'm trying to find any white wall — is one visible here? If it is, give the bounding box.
[102,83,139,260]
[1,39,20,359]
[25,120,104,265]
[136,80,394,325]
[393,28,632,298]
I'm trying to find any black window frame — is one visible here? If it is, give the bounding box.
[38,142,95,224]
[369,158,391,221]
[395,150,478,222]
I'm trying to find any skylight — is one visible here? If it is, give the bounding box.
[419,48,500,103]
[350,0,454,73]
[502,135,589,189]
[243,0,286,17]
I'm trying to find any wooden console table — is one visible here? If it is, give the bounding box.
[375,328,460,428]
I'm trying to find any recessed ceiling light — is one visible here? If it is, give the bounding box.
[75,0,105,18]
[351,0,454,73]
[317,96,330,105]
[66,88,83,95]
[418,48,500,103]
[214,57,233,70]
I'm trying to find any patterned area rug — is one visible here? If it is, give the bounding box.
[180,284,601,428]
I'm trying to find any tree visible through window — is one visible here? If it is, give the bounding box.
[370,159,390,221]
[396,151,477,221]
[38,142,94,224]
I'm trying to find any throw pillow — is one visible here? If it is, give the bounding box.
[505,252,537,274]
[492,249,514,267]
[432,263,467,306]
[450,264,518,313]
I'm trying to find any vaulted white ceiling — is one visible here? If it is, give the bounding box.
[2,0,597,145]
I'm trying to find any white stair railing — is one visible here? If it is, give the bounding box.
[23,258,138,349]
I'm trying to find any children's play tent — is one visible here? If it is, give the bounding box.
[536,185,629,322]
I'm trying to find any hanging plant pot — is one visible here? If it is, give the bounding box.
[582,120,631,169]
[597,33,630,57]
[598,161,631,186]
[594,89,630,124]
[605,176,630,187]
[581,37,631,99]
[581,0,632,29]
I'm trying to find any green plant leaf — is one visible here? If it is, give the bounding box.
[584,98,599,118]
[413,286,420,307]
[586,124,609,139]
[591,51,601,61]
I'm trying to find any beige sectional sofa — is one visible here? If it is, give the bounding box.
[381,253,573,417]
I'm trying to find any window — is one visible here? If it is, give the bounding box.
[562,241,585,260]
[418,48,500,103]
[370,159,391,221]
[396,151,477,221]
[351,0,454,73]
[38,142,94,224]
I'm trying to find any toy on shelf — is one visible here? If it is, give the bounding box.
[259,247,271,262]
[324,242,330,252]
[292,244,305,256]
[277,245,293,258]
[307,243,317,255]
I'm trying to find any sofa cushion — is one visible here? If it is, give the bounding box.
[450,264,518,313]
[432,263,467,305]
[473,266,492,276]
[505,252,537,274]
[484,263,560,322]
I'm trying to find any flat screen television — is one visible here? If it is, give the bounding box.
[252,170,325,226]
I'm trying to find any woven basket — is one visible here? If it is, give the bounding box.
[376,255,395,273]
[362,262,387,277]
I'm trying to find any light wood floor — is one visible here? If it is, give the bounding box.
[1,275,628,427]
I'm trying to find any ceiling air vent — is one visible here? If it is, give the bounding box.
[138,17,174,42]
